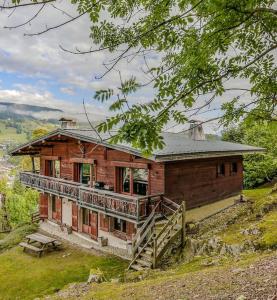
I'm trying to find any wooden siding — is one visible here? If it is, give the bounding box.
[164,156,243,209]
[40,139,165,195]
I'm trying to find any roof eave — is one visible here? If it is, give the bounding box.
[154,149,265,162]
[9,129,157,161]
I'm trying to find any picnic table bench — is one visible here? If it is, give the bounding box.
[19,233,62,257]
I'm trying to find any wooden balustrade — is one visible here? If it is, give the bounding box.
[20,172,155,221]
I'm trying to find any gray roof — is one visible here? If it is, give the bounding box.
[10,128,264,161]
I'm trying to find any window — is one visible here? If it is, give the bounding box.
[217,163,225,176]
[51,195,56,213]
[45,160,60,177]
[118,167,149,195]
[120,167,131,193]
[81,163,91,184]
[78,163,95,185]
[133,168,148,195]
[114,217,127,233]
[82,208,90,225]
[231,162,238,174]
[55,160,60,178]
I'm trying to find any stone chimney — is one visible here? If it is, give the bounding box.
[59,117,77,129]
[188,120,206,141]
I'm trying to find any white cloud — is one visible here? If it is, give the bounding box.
[0,2,155,92]
[0,86,107,121]
[60,87,75,95]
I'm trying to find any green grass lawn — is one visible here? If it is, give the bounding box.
[0,245,127,300]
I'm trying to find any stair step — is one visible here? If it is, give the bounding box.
[140,252,152,261]
[136,259,152,268]
[145,247,153,253]
[131,264,145,271]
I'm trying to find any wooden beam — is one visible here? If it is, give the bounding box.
[41,155,60,160]
[47,139,68,143]
[32,144,53,148]
[110,161,150,169]
[69,158,96,164]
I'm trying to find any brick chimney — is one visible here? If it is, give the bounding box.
[188,120,206,141]
[59,117,77,129]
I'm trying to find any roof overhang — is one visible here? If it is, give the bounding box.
[154,149,265,162]
[9,129,156,160]
[9,129,265,162]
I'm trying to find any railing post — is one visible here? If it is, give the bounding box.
[181,201,186,248]
[152,237,157,269]
[131,240,136,259]
[136,198,140,222]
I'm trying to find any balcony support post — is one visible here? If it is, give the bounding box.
[31,156,35,173]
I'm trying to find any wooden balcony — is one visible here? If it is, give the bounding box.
[20,172,162,222]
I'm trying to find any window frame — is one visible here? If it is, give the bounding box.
[118,167,149,196]
[217,163,225,177]
[113,217,127,233]
[230,162,238,175]
[82,208,90,226]
[51,195,56,213]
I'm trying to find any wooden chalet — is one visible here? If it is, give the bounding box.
[10,120,263,269]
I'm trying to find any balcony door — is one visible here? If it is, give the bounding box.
[45,160,60,178]
[74,163,95,186]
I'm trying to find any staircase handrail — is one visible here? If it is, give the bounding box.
[162,196,180,209]
[128,232,155,270]
[131,197,162,257]
[155,204,183,241]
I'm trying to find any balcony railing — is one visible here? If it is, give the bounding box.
[20,172,162,221]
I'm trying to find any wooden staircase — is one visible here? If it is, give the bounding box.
[128,197,186,271]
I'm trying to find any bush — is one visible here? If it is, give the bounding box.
[222,121,277,189]
[0,223,38,252]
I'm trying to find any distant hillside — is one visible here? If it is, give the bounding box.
[0,102,63,122]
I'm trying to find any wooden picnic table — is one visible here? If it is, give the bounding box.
[20,233,61,257]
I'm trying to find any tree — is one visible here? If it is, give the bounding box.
[0,179,39,227]
[1,0,276,153]
[222,120,277,188]
[31,128,49,139]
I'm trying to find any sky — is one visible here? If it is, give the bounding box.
[0,1,155,121]
[0,1,251,134]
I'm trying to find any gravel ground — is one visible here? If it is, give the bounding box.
[121,253,277,300]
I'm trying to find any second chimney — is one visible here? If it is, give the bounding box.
[188,120,206,141]
[59,117,77,129]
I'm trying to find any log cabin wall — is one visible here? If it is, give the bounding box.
[39,139,165,195]
[164,156,243,209]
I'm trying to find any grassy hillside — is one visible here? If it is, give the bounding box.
[0,239,127,300]
[0,121,27,144]
[0,120,57,145]
[44,184,277,300]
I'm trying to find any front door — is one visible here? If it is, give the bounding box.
[72,202,78,231]
[51,196,62,223]
[62,199,72,226]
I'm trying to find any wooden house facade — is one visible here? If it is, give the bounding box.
[11,123,263,255]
